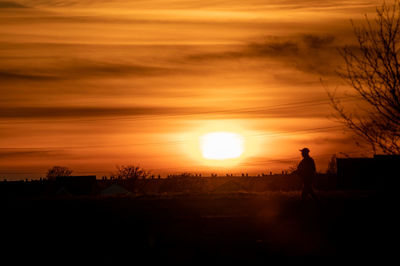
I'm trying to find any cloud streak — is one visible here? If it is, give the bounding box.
[0,71,59,81]
[0,58,179,83]
[187,34,343,76]
[0,1,27,8]
[0,148,69,159]
[0,106,204,119]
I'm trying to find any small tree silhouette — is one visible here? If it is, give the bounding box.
[326,154,337,174]
[113,164,149,180]
[46,166,73,180]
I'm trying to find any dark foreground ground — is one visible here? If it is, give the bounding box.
[1,191,393,264]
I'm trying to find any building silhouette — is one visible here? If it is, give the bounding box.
[337,155,399,190]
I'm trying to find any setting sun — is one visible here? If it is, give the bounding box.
[0,0,374,178]
[200,132,244,160]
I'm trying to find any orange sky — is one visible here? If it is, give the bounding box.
[0,0,381,179]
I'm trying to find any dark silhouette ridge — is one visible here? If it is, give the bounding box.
[2,190,385,264]
[3,152,400,197]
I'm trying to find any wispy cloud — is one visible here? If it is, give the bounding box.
[187,34,343,76]
[0,1,27,9]
[0,106,204,119]
[0,58,179,82]
[0,148,68,159]
[0,71,59,80]
[240,156,298,167]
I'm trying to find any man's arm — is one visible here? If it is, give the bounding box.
[292,161,302,175]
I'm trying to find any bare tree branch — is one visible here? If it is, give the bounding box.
[112,164,150,180]
[331,0,400,155]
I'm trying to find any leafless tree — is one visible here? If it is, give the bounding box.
[46,166,73,180]
[112,164,150,180]
[329,0,400,154]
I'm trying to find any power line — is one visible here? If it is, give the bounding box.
[0,95,360,124]
[0,124,343,150]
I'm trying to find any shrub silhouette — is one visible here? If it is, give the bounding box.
[46,166,73,180]
[112,164,150,180]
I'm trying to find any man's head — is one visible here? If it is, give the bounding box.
[300,147,310,158]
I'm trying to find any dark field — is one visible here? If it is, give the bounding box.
[1,191,392,264]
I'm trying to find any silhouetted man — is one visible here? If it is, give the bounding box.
[295,148,318,203]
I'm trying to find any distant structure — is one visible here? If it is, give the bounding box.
[337,155,400,190]
[55,175,97,195]
[100,184,130,196]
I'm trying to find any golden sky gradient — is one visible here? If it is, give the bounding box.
[0,0,382,179]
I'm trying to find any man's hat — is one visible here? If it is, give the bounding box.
[300,147,310,153]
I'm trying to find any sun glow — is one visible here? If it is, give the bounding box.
[200,132,244,160]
